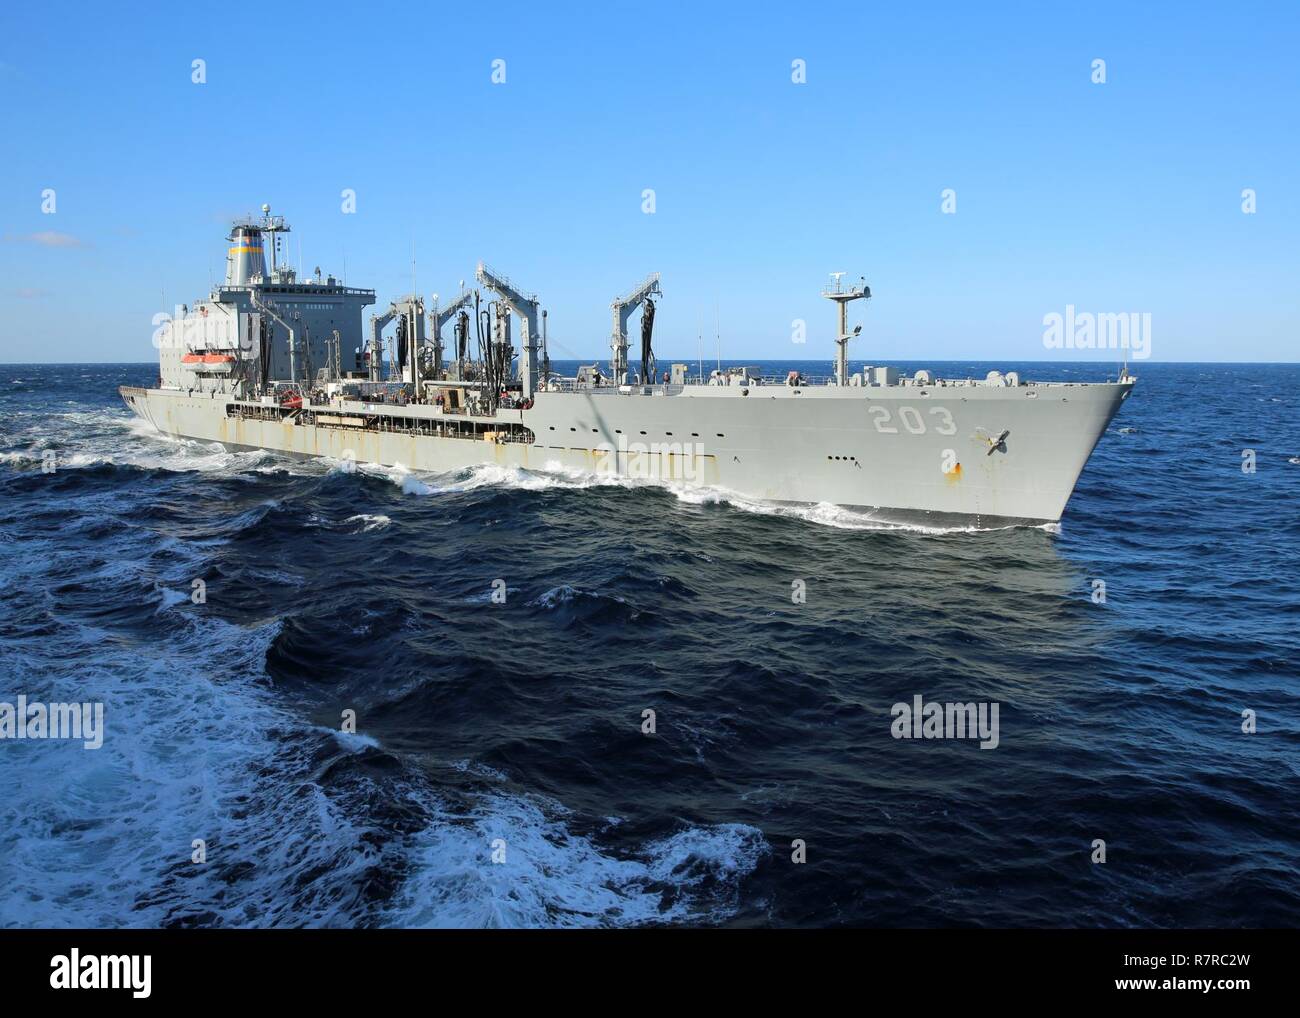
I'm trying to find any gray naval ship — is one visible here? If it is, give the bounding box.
[121,207,1134,527]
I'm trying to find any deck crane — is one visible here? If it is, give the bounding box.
[610,273,661,385]
[367,295,426,386]
[475,262,542,399]
[429,287,476,378]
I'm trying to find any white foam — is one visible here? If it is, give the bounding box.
[675,489,1001,535]
[643,823,768,888]
[0,613,332,927]
[343,514,391,533]
[0,409,288,479]
[153,586,191,614]
[531,584,579,608]
[449,759,509,782]
[380,793,766,928]
[327,728,381,751]
[375,460,1031,534]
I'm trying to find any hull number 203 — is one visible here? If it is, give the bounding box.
[868,405,957,436]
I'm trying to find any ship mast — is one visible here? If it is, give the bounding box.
[822,272,870,386]
[258,204,292,283]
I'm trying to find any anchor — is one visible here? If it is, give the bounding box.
[983,428,1010,456]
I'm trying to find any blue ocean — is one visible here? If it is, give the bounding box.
[1,360,1297,927]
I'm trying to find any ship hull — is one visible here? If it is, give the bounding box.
[120,379,1133,527]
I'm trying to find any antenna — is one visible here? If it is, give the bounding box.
[697,313,703,383]
[715,300,721,373]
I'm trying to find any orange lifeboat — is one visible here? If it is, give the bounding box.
[181,352,237,373]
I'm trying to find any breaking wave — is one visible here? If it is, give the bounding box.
[381,796,765,928]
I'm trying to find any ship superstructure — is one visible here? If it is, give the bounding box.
[158,206,376,395]
[124,208,1135,527]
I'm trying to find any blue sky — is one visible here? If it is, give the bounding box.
[0,0,1296,363]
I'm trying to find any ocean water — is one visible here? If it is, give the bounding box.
[0,360,1296,928]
